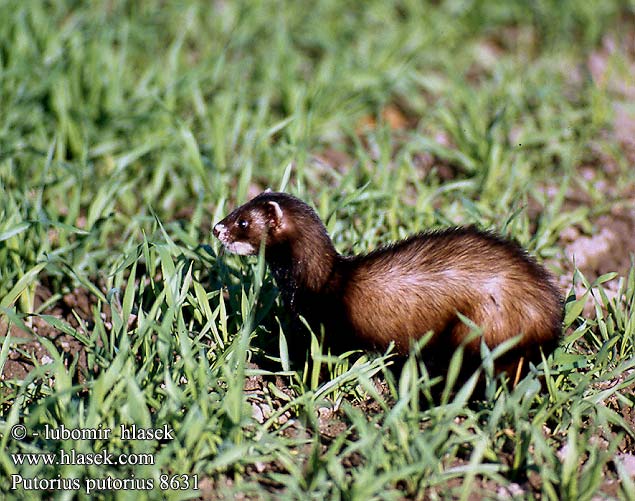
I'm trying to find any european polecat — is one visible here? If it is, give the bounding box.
[213,192,563,377]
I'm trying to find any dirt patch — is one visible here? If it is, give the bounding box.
[561,204,635,279]
[1,284,108,385]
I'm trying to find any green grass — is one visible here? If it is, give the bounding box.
[1,0,635,499]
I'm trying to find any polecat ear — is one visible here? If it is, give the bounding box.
[265,200,283,226]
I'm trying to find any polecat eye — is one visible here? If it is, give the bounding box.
[237,219,249,230]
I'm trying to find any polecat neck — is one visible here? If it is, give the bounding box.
[266,221,338,297]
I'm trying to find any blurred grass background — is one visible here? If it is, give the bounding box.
[1,0,635,499]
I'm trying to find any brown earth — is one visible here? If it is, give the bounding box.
[1,285,107,386]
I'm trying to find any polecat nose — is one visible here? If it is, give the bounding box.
[213,223,223,238]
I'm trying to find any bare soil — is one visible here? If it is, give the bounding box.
[1,285,107,385]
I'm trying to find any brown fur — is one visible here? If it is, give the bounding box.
[213,192,563,376]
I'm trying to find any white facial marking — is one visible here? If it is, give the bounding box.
[226,241,256,255]
[214,222,226,234]
[214,221,257,255]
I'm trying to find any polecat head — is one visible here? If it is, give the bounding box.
[213,191,314,256]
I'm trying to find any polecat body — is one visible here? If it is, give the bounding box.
[213,192,563,376]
